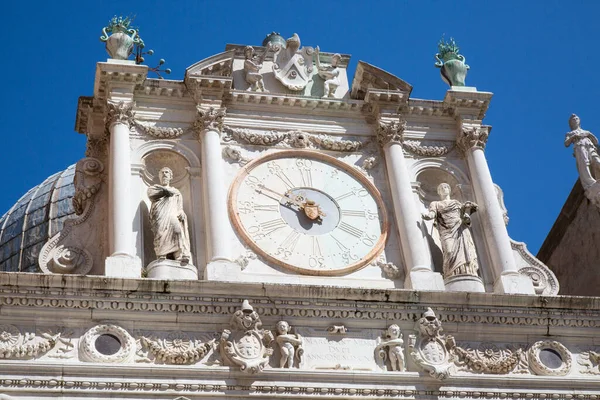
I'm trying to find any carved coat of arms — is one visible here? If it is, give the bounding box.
[408,308,456,380]
[272,33,315,91]
[219,300,273,373]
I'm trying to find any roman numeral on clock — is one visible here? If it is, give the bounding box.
[338,221,364,239]
[279,231,301,253]
[259,218,287,235]
[254,204,279,212]
[341,209,366,217]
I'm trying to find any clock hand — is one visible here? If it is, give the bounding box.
[256,184,305,209]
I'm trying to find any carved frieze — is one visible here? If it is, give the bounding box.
[408,308,456,380]
[219,300,274,373]
[458,125,489,153]
[223,126,365,152]
[402,140,455,157]
[577,350,600,375]
[0,324,59,359]
[377,117,453,156]
[140,332,214,365]
[194,106,226,133]
[105,100,135,128]
[454,342,523,374]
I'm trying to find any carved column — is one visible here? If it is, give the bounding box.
[458,125,534,294]
[195,106,233,265]
[378,118,445,291]
[104,100,142,277]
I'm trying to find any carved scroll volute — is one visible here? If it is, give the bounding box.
[38,157,105,275]
[194,106,226,134]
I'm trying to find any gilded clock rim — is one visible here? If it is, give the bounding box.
[228,149,389,276]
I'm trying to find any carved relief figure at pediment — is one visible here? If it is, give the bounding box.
[272,33,315,91]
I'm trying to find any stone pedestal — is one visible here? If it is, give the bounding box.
[105,254,142,278]
[406,268,446,291]
[444,274,486,293]
[146,259,198,280]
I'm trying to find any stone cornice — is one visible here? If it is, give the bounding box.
[93,61,148,108]
[443,89,493,120]
[227,90,364,114]
[74,96,93,134]
[0,272,598,318]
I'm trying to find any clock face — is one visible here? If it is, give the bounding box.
[229,150,388,276]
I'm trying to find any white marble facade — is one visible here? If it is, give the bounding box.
[0,32,587,400]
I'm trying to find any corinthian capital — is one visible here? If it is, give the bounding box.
[105,100,135,128]
[377,117,407,147]
[194,106,226,133]
[458,125,489,153]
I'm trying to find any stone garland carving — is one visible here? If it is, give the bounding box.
[564,114,600,207]
[375,325,405,371]
[453,342,523,374]
[222,126,365,152]
[140,332,214,365]
[274,321,303,369]
[133,121,186,139]
[377,118,454,156]
[408,308,456,380]
[222,146,251,166]
[194,106,226,133]
[0,324,59,359]
[527,340,572,376]
[79,324,136,363]
[577,350,600,374]
[458,125,489,153]
[105,100,135,128]
[219,300,274,373]
[39,157,103,275]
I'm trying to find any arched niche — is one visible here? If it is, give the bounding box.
[137,147,201,269]
[413,160,492,289]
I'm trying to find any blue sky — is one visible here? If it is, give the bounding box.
[3,0,598,255]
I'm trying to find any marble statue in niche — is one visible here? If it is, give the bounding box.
[147,167,191,264]
[375,324,405,371]
[422,183,478,279]
[315,48,341,98]
[275,320,303,368]
[565,114,600,190]
[243,45,269,92]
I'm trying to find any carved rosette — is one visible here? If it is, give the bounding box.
[219,300,274,373]
[140,332,214,365]
[408,308,456,380]
[377,118,406,147]
[105,100,135,129]
[0,324,59,359]
[195,106,226,133]
[458,125,489,153]
[79,324,136,363]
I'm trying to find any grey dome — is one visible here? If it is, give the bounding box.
[0,165,76,272]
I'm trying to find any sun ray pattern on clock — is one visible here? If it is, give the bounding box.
[229,150,388,276]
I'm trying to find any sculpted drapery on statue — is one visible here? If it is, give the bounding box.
[147,167,191,264]
[423,183,479,279]
[565,114,600,189]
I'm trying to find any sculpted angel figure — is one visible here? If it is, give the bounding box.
[147,167,191,264]
[275,321,303,368]
[244,45,269,92]
[565,114,600,189]
[422,183,478,279]
[315,47,341,98]
[375,324,405,371]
